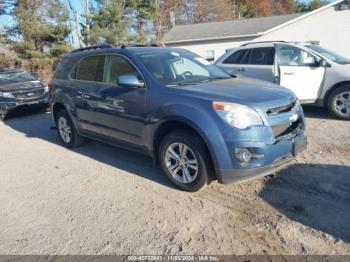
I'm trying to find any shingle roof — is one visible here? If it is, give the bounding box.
[161,13,305,43]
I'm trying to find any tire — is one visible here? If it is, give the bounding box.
[55,110,84,148]
[159,129,211,192]
[0,114,6,121]
[328,85,350,120]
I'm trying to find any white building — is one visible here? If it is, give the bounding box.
[161,0,350,60]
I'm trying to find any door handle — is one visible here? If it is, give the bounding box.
[83,94,91,99]
[238,68,247,72]
[71,86,82,95]
[284,72,296,76]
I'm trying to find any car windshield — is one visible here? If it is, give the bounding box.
[138,51,231,87]
[0,70,36,84]
[306,45,350,65]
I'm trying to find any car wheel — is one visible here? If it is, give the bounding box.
[328,85,350,120]
[0,114,6,121]
[159,129,210,192]
[56,110,84,148]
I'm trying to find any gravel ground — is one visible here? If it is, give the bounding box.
[0,106,349,255]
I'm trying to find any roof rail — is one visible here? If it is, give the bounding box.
[120,43,161,48]
[241,41,288,47]
[70,44,116,54]
[70,43,161,54]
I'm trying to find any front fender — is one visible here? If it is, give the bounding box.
[147,103,233,182]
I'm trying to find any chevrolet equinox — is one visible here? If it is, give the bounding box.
[51,45,307,191]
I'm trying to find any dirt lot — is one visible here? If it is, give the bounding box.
[0,106,349,255]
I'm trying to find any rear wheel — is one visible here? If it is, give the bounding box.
[159,129,210,192]
[328,85,350,120]
[56,110,84,147]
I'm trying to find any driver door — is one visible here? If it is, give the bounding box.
[89,54,146,145]
[276,44,326,102]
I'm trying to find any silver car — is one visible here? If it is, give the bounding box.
[215,41,350,120]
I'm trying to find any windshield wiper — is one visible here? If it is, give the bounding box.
[200,76,231,83]
[167,82,199,87]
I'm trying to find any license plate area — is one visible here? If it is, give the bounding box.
[293,136,307,156]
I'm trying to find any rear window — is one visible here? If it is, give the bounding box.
[54,56,79,80]
[76,55,100,82]
[249,47,275,65]
[223,49,248,64]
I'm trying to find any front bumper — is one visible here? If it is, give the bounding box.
[218,132,307,184]
[0,94,49,114]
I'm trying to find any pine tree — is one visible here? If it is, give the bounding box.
[88,0,135,45]
[134,0,158,44]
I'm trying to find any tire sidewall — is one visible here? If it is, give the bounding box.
[159,130,209,192]
[328,85,350,120]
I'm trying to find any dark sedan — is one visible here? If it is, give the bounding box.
[0,69,49,120]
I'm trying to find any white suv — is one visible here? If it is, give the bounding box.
[215,41,350,120]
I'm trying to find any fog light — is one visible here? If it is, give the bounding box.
[235,148,252,163]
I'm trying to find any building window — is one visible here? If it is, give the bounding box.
[204,50,215,62]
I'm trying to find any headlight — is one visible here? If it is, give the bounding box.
[0,92,15,98]
[213,101,263,129]
[44,85,49,93]
[294,99,302,111]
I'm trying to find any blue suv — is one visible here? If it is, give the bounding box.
[51,45,307,191]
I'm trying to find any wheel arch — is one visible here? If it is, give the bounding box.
[152,119,219,179]
[324,81,350,106]
[52,102,67,121]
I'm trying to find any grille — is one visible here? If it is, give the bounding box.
[272,119,302,138]
[266,101,296,116]
[13,89,45,100]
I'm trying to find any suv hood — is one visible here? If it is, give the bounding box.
[0,81,44,92]
[176,77,296,110]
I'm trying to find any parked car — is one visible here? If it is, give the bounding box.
[0,69,49,120]
[215,41,350,120]
[51,45,307,191]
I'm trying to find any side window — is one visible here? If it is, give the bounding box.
[277,45,318,67]
[223,49,248,64]
[250,47,275,65]
[103,55,141,85]
[240,49,251,64]
[76,55,100,81]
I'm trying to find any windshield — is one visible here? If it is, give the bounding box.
[0,70,36,84]
[138,51,231,87]
[306,45,350,64]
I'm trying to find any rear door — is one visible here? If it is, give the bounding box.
[217,49,250,76]
[276,44,326,102]
[241,47,275,82]
[70,55,104,133]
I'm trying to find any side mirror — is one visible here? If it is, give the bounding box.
[117,74,145,88]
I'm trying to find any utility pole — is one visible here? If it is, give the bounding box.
[67,0,84,48]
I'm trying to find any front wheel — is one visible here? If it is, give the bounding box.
[159,129,210,192]
[328,85,350,120]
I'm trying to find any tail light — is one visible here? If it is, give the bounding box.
[47,81,53,93]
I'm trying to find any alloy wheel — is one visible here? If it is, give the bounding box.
[58,116,72,143]
[165,142,199,184]
[334,91,350,117]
